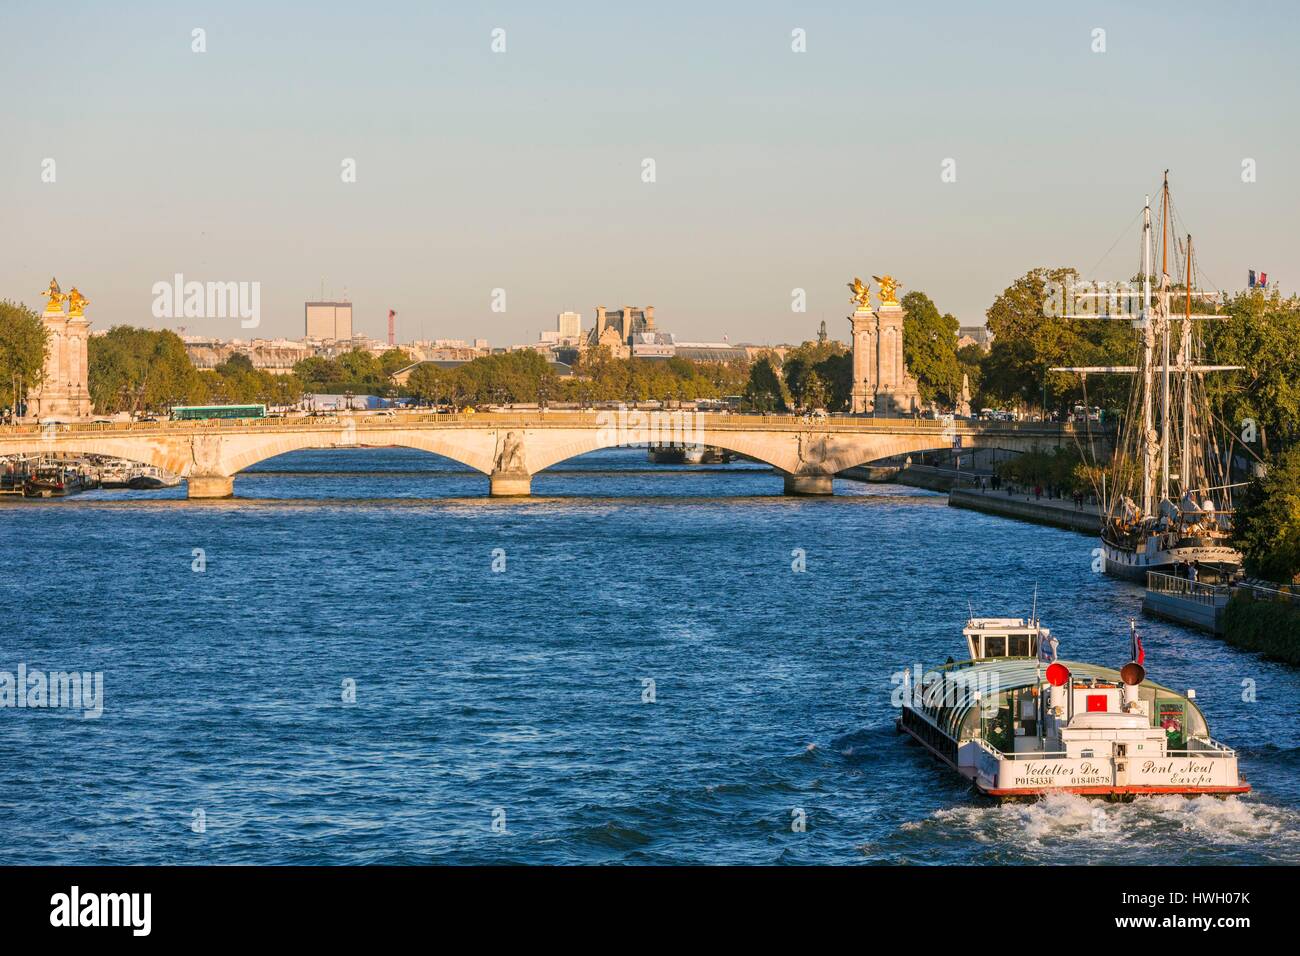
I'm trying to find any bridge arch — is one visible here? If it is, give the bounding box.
[524,428,797,477]
[0,435,191,476]
[218,427,498,478]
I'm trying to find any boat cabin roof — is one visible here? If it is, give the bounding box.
[961,617,1045,661]
[915,658,1207,740]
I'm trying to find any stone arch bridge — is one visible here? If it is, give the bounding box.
[0,412,1104,499]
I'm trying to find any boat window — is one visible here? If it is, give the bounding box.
[1007,634,1030,657]
[983,635,1006,657]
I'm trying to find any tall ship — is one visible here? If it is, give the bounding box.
[897,614,1249,799]
[1060,173,1244,582]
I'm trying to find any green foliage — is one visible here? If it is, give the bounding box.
[1203,290,1300,454]
[982,267,1133,413]
[1221,597,1300,665]
[89,326,201,413]
[379,348,413,378]
[566,353,749,404]
[744,357,788,412]
[405,363,447,404]
[995,444,1090,493]
[293,349,390,394]
[454,351,559,404]
[89,327,301,412]
[900,291,961,404]
[0,299,48,409]
[1233,445,1300,584]
[781,340,851,411]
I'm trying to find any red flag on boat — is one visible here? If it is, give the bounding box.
[1130,622,1145,665]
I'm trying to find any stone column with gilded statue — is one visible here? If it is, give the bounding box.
[847,276,876,414]
[870,274,921,417]
[846,273,922,417]
[27,278,93,420]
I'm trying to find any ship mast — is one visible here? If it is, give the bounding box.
[1159,172,1172,503]
[1140,195,1156,516]
[1181,234,1195,494]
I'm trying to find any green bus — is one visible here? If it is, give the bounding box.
[170,404,267,421]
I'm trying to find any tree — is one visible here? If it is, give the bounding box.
[380,348,413,378]
[900,290,961,404]
[744,357,787,412]
[88,326,199,413]
[406,363,445,404]
[214,352,255,375]
[780,339,851,411]
[1233,446,1300,583]
[0,299,48,412]
[982,266,1132,414]
[294,356,343,390]
[1203,289,1300,456]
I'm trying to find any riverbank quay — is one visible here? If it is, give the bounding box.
[1221,582,1300,666]
[1143,572,1230,634]
[947,485,1102,533]
[839,463,978,493]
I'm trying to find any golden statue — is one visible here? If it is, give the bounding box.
[872,274,902,306]
[847,276,871,310]
[42,277,66,313]
[67,287,89,316]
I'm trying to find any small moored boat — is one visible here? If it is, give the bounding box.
[897,615,1249,800]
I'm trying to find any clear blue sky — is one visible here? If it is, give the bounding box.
[2,1,1296,344]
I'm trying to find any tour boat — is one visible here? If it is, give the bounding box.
[897,615,1249,799]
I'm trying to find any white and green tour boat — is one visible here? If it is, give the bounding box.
[897,615,1249,799]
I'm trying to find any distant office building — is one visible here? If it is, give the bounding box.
[305,301,353,341]
[557,311,582,340]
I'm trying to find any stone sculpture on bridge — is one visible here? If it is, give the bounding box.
[27,277,92,421]
[848,273,921,417]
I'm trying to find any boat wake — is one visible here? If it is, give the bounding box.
[897,792,1300,863]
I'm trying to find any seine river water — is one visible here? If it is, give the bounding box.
[2,447,1297,865]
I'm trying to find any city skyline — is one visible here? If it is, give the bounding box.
[4,1,1298,344]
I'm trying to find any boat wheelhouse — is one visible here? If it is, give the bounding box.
[897,616,1248,799]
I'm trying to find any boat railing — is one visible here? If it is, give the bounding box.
[1146,571,1230,605]
[971,738,1067,761]
[1168,736,1237,757]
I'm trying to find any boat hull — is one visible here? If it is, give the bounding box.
[978,782,1250,799]
[898,713,1249,802]
[1101,538,1241,582]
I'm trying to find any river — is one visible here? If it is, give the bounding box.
[1,447,1296,864]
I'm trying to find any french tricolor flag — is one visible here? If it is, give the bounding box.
[1131,625,1145,665]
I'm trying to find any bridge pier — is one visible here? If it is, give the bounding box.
[489,472,531,497]
[782,472,834,496]
[187,475,234,499]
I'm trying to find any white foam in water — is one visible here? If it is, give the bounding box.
[901,794,1300,861]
